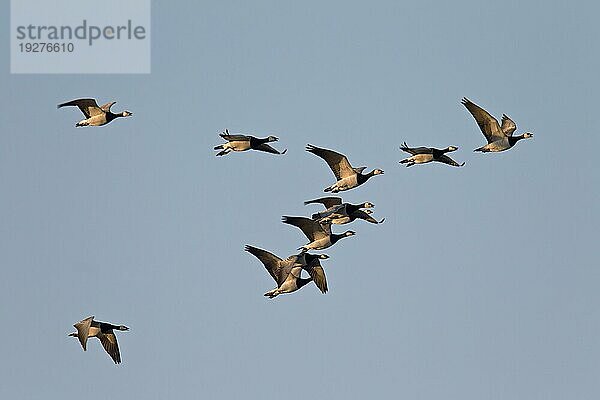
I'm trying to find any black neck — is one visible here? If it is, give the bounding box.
[346,204,361,214]
[250,137,269,146]
[303,253,318,263]
[356,171,373,184]
[330,233,347,243]
[508,135,523,146]
[106,112,120,122]
[432,148,446,158]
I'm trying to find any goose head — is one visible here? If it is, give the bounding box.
[116,325,129,331]
[523,132,533,139]
[317,254,330,260]
[362,202,375,208]
[343,230,356,237]
[446,146,459,152]
[371,169,384,176]
[121,111,133,117]
[267,135,279,142]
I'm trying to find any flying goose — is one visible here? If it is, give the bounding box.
[321,208,383,225]
[68,316,129,364]
[245,245,328,297]
[214,130,287,156]
[304,197,384,225]
[281,216,355,251]
[305,144,384,192]
[58,98,132,127]
[462,98,533,152]
[399,142,465,167]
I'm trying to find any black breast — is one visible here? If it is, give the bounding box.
[345,204,360,214]
[431,148,444,159]
[98,322,116,333]
[356,173,369,185]
[507,136,521,147]
[249,136,267,148]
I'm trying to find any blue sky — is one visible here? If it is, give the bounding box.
[1,1,599,399]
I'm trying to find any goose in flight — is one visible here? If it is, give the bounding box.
[245,245,328,298]
[282,216,355,251]
[58,98,132,127]
[462,98,533,152]
[320,209,382,225]
[306,144,383,192]
[304,197,384,225]
[68,316,129,364]
[399,142,464,167]
[214,130,287,156]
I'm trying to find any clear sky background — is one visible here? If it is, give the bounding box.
[1,1,599,399]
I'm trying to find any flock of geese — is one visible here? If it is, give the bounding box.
[58,96,533,364]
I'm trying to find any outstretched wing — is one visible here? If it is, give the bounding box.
[245,245,283,283]
[304,197,343,209]
[253,143,286,154]
[461,98,505,143]
[352,210,384,224]
[282,216,329,241]
[303,257,328,294]
[306,144,356,180]
[73,316,94,351]
[57,98,103,118]
[500,114,517,136]
[318,204,347,219]
[99,101,116,112]
[437,154,465,167]
[97,331,122,364]
[400,142,433,155]
[220,130,250,142]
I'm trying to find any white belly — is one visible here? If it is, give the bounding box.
[228,141,252,151]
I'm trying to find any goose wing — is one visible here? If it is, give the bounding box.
[302,256,328,294]
[220,130,250,142]
[352,209,384,224]
[57,98,104,118]
[282,216,330,241]
[437,154,465,167]
[303,197,343,209]
[99,101,116,112]
[245,245,284,284]
[253,143,286,154]
[311,204,346,221]
[461,98,505,143]
[324,204,348,217]
[400,142,433,155]
[97,330,122,364]
[500,114,517,136]
[73,316,94,351]
[306,144,356,180]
